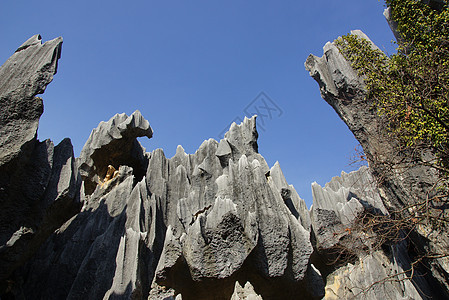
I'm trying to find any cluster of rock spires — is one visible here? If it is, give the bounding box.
[1,6,449,300]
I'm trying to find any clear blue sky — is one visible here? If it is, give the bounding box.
[0,1,395,207]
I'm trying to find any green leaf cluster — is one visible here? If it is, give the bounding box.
[336,0,449,173]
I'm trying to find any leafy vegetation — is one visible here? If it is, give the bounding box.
[333,3,449,291]
[336,0,449,174]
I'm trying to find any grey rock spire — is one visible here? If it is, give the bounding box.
[0,35,79,284]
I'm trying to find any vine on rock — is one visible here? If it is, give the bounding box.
[330,0,449,295]
[336,0,449,175]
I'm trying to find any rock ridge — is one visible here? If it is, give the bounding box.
[305,19,449,299]
[0,35,79,287]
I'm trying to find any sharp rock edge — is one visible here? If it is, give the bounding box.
[305,13,449,298]
[0,35,80,289]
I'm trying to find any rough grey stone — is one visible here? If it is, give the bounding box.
[305,29,439,218]
[77,110,152,195]
[145,116,318,298]
[309,166,441,299]
[0,34,62,169]
[324,250,423,300]
[16,114,321,299]
[269,161,311,231]
[0,137,80,286]
[230,281,262,300]
[0,36,80,287]
[20,167,141,299]
[306,28,449,298]
[383,8,404,47]
[310,166,386,253]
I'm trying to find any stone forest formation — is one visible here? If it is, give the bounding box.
[1,2,449,299]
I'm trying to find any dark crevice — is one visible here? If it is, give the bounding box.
[83,139,148,196]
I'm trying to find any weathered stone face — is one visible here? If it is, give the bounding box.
[0,34,62,169]
[16,110,321,299]
[0,35,80,286]
[77,110,152,195]
[306,29,449,299]
[0,35,321,297]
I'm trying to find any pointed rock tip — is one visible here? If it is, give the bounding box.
[311,181,320,188]
[121,110,153,139]
[348,30,381,52]
[323,41,337,54]
[270,161,281,172]
[176,145,186,155]
[227,115,257,132]
[304,54,317,72]
[15,34,42,52]
[245,115,257,123]
[244,115,257,122]
[216,139,232,157]
[15,35,63,53]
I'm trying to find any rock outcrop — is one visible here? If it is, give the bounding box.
[14,110,322,299]
[2,6,449,297]
[0,36,324,297]
[310,166,387,263]
[77,110,152,195]
[0,34,61,169]
[310,167,433,299]
[305,18,449,300]
[0,35,80,288]
[0,35,319,300]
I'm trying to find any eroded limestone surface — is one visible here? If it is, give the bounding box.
[0,35,79,284]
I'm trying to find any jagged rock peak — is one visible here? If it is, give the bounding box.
[80,110,152,151]
[0,34,62,99]
[217,115,270,177]
[304,30,376,103]
[0,35,79,286]
[78,110,152,195]
[0,34,62,168]
[225,115,259,155]
[306,26,449,299]
[151,116,323,298]
[15,34,43,53]
[14,109,323,299]
[269,161,311,231]
[312,166,387,216]
[310,166,387,253]
[310,166,430,299]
